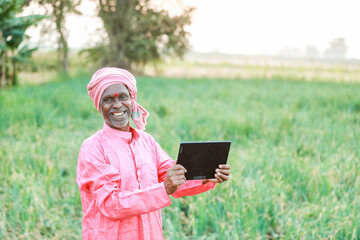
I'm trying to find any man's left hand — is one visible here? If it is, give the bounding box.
[203,164,231,184]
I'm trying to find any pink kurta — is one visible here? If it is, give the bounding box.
[76,123,215,240]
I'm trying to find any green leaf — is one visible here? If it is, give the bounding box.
[0,0,16,20]
[0,42,7,50]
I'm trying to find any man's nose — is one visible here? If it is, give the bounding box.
[113,99,123,108]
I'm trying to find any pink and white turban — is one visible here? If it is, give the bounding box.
[87,67,149,130]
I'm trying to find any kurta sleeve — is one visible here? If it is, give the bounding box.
[76,141,171,221]
[153,140,216,198]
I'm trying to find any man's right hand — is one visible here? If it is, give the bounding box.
[164,164,187,195]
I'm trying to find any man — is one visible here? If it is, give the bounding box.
[76,67,231,240]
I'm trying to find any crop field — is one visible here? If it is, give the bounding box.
[1,62,360,239]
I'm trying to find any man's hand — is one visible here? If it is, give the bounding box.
[164,164,187,195]
[203,164,231,184]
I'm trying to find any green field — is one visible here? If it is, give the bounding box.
[0,72,360,239]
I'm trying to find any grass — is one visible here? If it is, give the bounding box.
[0,71,360,239]
[146,53,360,83]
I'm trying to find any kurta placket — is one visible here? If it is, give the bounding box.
[130,138,150,239]
[129,141,139,186]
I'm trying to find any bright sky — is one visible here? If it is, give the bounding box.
[185,0,360,58]
[29,0,360,59]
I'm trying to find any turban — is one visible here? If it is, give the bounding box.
[87,67,149,130]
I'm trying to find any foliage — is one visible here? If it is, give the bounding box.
[0,73,359,239]
[324,38,348,60]
[91,0,194,70]
[29,0,82,74]
[304,45,320,59]
[0,0,46,88]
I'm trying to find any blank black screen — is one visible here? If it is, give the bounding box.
[176,141,231,180]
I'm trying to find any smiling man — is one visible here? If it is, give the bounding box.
[100,84,132,131]
[76,67,231,240]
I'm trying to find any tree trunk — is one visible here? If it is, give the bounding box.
[57,30,69,74]
[0,52,6,89]
[54,0,69,74]
[0,31,6,89]
[11,57,17,86]
[62,39,69,73]
[108,38,130,69]
[98,0,133,69]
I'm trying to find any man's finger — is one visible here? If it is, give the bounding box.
[175,164,186,171]
[216,172,229,181]
[214,173,223,183]
[172,164,187,172]
[216,169,230,175]
[170,169,187,176]
[219,164,230,170]
[174,177,186,186]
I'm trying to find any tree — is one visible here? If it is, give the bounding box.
[324,38,348,60]
[28,0,82,74]
[305,45,320,59]
[93,0,194,70]
[0,0,46,88]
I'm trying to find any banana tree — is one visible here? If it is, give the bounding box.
[0,0,46,88]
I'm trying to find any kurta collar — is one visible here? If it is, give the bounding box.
[103,122,140,142]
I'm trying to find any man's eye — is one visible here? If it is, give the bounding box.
[120,95,129,100]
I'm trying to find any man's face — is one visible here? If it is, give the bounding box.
[100,84,132,131]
